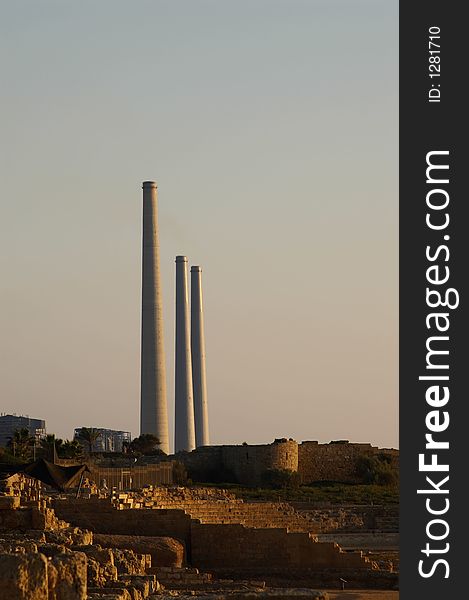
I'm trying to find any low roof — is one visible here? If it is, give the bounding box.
[21,459,90,490]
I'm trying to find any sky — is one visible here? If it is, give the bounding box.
[0,0,398,450]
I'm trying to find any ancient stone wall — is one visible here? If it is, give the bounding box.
[222,440,298,487]
[176,439,298,486]
[298,441,399,484]
[289,503,399,533]
[93,534,184,567]
[173,446,224,482]
[191,522,373,571]
[100,487,316,532]
[0,500,73,533]
[170,439,398,487]
[53,498,192,549]
[46,438,401,490]
[316,532,399,550]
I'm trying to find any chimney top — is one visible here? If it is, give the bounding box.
[175,256,188,263]
[142,181,157,189]
[191,266,202,272]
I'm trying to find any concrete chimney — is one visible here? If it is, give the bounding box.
[140,181,170,455]
[191,266,210,447]
[175,256,196,452]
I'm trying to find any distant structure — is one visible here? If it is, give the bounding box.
[175,256,196,452]
[140,181,170,455]
[0,414,46,447]
[191,266,210,447]
[73,427,131,453]
[174,439,399,488]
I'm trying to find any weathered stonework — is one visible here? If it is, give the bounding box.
[1,458,398,595]
[0,484,165,598]
[298,441,399,484]
[290,503,399,533]
[0,552,48,600]
[53,498,193,549]
[190,522,375,571]
[49,552,87,600]
[171,439,398,487]
[93,534,184,567]
[51,488,397,588]
[175,439,298,486]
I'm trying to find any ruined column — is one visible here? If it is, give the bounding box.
[175,256,196,452]
[191,266,210,447]
[140,181,170,455]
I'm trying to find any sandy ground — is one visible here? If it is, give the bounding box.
[327,592,398,600]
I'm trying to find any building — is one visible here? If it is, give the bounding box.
[73,428,131,453]
[170,438,399,487]
[0,414,46,447]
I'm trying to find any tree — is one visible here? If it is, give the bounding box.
[7,428,35,461]
[128,434,162,455]
[39,434,63,461]
[76,427,102,455]
[60,439,84,460]
[0,444,25,465]
[37,434,84,461]
[356,454,399,487]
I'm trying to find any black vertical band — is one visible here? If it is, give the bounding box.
[400,2,465,597]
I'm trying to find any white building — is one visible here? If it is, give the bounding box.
[73,427,131,453]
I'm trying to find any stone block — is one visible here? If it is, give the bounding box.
[93,534,184,568]
[69,529,93,546]
[111,548,146,575]
[0,552,48,600]
[81,545,115,566]
[49,552,87,600]
[119,574,157,596]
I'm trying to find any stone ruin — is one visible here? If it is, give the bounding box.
[166,439,399,488]
[0,473,398,599]
[1,473,164,599]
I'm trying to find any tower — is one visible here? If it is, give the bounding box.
[191,266,210,447]
[174,256,196,452]
[140,181,170,454]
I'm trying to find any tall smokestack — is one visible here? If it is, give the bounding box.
[140,181,169,455]
[191,266,210,447]
[175,256,196,452]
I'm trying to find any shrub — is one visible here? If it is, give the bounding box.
[262,469,300,490]
[356,455,398,486]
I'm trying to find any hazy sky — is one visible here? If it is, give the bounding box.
[0,1,398,450]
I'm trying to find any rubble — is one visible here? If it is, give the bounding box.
[0,474,395,598]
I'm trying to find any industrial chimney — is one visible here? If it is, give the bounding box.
[175,256,196,452]
[191,266,210,447]
[140,181,170,455]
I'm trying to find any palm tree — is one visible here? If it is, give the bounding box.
[7,428,35,461]
[39,434,63,461]
[61,439,84,460]
[76,427,102,455]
